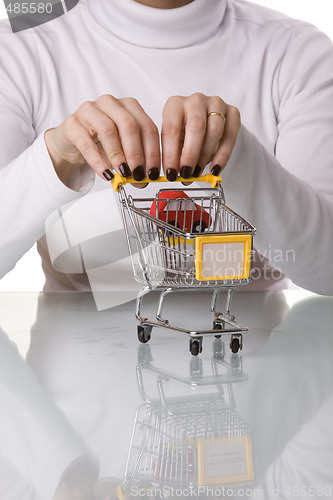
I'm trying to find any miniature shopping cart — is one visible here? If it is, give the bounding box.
[122,344,254,497]
[111,174,256,356]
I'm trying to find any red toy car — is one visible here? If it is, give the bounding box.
[150,190,210,233]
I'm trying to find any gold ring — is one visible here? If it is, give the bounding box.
[207,111,226,124]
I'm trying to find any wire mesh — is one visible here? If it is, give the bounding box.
[118,187,255,288]
[125,394,253,491]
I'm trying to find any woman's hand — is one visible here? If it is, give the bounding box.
[161,92,241,180]
[44,95,161,184]
[45,93,240,186]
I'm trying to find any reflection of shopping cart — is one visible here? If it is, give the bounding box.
[112,174,256,355]
[123,344,254,498]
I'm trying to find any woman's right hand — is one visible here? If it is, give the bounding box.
[44,95,161,184]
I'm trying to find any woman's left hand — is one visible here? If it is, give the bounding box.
[161,93,241,181]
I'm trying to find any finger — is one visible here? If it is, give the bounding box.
[77,101,128,177]
[161,96,184,181]
[210,106,241,174]
[95,95,145,180]
[194,111,226,176]
[179,95,208,178]
[120,98,161,180]
[64,115,112,181]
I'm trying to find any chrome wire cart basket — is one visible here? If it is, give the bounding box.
[123,344,254,498]
[111,174,256,356]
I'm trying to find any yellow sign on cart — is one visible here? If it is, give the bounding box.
[197,435,254,485]
[195,234,252,281]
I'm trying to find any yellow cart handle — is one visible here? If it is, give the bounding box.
[111,173,222,191]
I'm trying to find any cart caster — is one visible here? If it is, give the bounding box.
[230,334,242,354]
[213,338,225,359]
[138,324,152,344]
[189,338,203,356]
[138,343,153,364]
[190,356,203,377]
[213,318,225,338]
[231,354,241,370]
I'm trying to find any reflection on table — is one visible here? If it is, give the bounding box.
[0,291,332,499]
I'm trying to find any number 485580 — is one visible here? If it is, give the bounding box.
[6,3,53,14]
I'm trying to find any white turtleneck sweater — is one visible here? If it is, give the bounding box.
[0,0,333,294]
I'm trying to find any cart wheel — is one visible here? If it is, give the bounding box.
[213,319,224,338]
[190,356,203,376]
[231,354,241,369]
[213,338,225,359]
[189,338,202,357]
[138,343,153,364]
[230,337,240,354]
[137,325,152,344]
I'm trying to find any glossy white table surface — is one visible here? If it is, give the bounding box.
[0,290,332,500]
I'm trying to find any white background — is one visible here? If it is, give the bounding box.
[0,0,332,291]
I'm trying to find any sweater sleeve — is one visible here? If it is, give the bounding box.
[0,326,99,499]
[222,24,333,295]
[0,24,94,279]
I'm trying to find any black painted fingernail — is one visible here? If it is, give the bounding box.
[193,165,201,178]
[148,167,160,181]
[133,165,145,182]
[166,169,178,182]
[180,166,192,179]
[211,164,222,176]
[119,163,131,177]
[102,169,114,181]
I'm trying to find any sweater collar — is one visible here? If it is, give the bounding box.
[85,0,227,49]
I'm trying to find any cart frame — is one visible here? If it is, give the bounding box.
[123,344,254,496]
[112,174,256,355]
